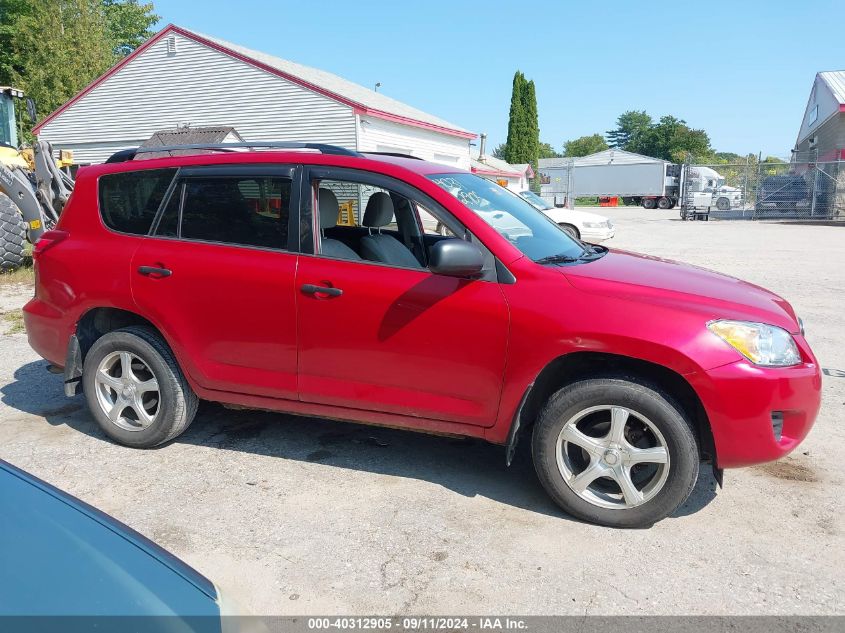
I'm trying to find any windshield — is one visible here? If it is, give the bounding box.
[429,173,586,262]
[518,190,553,210]
[0,95,19,148]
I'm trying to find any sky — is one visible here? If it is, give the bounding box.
[152,0,845,159]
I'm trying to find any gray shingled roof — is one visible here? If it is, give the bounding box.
[186,27,473,136]
[138,126,244,159]
[819,70,845,104]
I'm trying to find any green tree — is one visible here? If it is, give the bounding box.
[606,110,652,148]
[563,133,608,157]
[502,71,541,189]
[503,71,528,164]
[538,141,561,159]
[0,0,158,138]
[491,143,507,159]
[103,0,159,56]
[521,78,540,190]
[627,115,711,162]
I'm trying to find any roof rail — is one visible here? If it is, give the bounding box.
[106,142,361,163]
[362,151,422,160]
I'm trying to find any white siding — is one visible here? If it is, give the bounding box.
[38,33,356,163]
[357,116,471,169]
[796,73,843,147]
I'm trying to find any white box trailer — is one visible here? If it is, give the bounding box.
[539,149,680,209]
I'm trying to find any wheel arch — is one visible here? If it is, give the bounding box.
[507,351,715,465]
[557,222,580,238]
[76,307,162,359]
[69,306,199,390]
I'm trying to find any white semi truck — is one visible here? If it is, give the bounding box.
[538,150,741,211]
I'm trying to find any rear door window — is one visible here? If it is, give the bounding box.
[154,170,294,251]
[98,169,176,235]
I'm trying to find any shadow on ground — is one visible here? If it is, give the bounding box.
[1,360,717,522]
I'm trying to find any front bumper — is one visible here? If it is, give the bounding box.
[691,349,821,468]
[582,227,615,243]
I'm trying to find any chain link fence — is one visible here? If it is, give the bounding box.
[681,159,844,221]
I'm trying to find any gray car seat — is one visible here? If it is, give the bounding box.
[318,188,360,260]
[359,192,422,268]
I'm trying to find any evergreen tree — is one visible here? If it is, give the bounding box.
[503,71,528,165]
[521,79,540,191]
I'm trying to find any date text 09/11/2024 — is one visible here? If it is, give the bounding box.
[306,617,528,630]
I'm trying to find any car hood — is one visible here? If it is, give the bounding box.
[560,249,799,331]
[543,208,609,224]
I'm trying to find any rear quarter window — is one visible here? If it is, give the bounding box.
[98,169,177,235]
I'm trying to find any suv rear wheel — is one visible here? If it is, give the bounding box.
[532,377,699,528]
[82,326,198,448]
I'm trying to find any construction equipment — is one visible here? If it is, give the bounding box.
[0,86,74,270]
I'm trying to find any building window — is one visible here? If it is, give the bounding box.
[808,104,819,127]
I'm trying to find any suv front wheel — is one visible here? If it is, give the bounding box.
[532,377,699,528]
[82,326,199,448]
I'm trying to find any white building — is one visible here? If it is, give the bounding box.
[794,70,845,162]
[470,155,533,192]
[34,24,476,166]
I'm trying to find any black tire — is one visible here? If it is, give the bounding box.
[668,199,677,209]
[716,197,730,211]
[0,193,26,272]
[82,326,198,448]
[558,223,580,239]
[642,198,656,209]
[531,377,699,528]
[657,197,671,210]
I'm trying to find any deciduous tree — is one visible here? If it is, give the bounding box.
[563,134,608,157]
[606,110,652,149]
[0,0,158,138]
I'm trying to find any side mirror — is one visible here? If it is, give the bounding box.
[25,97,37,123]
[429,239,484,278]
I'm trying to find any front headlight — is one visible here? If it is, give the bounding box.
[707,320,801,367]
[583,221,608,229]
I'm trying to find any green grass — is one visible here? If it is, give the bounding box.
[2,309,25,335]
[0,243,34,285]
[0,262,34,285]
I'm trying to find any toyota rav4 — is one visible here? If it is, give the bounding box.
[23,143,821,527]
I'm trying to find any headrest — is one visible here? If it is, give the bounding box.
[363,192,394,228]
[318,188,339,229]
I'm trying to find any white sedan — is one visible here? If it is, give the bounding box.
[519,191,615,242]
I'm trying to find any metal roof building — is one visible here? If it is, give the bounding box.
[538,149,671,169]
[34,24,476,166]
[794,71,845,161]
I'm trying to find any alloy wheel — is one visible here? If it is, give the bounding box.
[94,351,161,431]
[555,405,670,509]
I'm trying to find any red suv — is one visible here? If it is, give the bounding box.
[23,143,821,527]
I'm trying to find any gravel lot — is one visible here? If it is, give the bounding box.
[1,208,843,615]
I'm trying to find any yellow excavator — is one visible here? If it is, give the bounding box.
[0,86,74,270]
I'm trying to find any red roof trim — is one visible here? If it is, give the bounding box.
[35,24,476,141]
[840,104,845,112]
